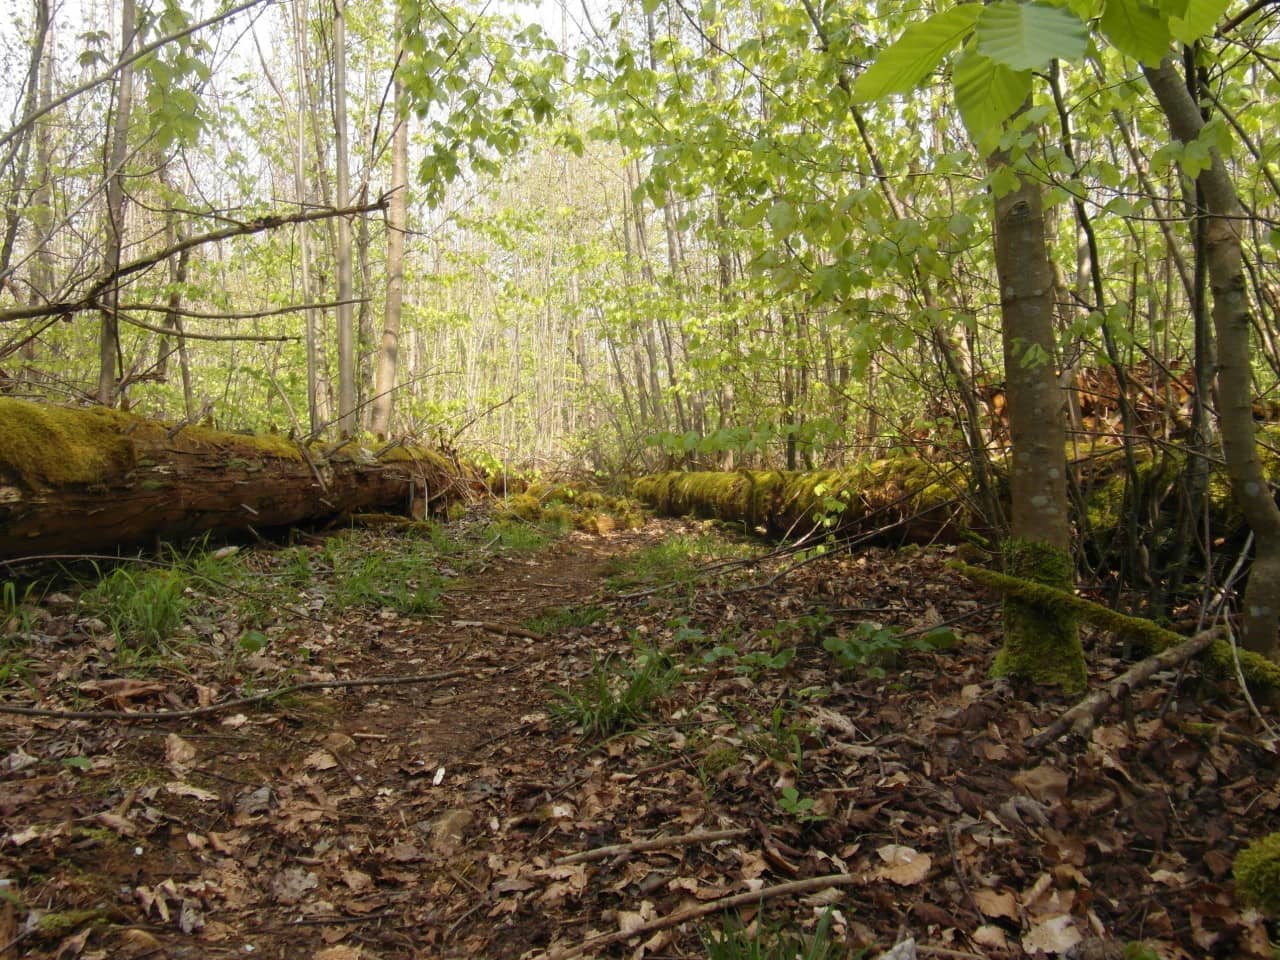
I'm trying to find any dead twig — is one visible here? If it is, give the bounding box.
[451,619,543,641]
[553,828,750,865]
[1026,629,1220,749]
[535,872,865,960]
[0,668,477,722]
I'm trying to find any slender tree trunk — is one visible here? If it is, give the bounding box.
[332,0,356,436]
[1146,59,1280,661]
[0,0,50,281]
[286,0,322,434]
[371,37,408,439]
[987,107,1086,694]
[98,0,136,407]
[25,3,55,370]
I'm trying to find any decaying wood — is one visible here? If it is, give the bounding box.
[1026,629,1220,749]
[0,398,481,559]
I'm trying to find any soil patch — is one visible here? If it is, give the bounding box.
[1,518,1276,959]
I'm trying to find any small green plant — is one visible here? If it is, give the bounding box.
[1,580,40,638]
[823,623,958,678]
[669,615,709,648]
[484,518,557,552]
[281,546,317,585]
[83,564,191,652]
[702,908,839,960]
[326,538,444,615]
[604,533,753,590]
[0,652,34,687]
[550,647,681,739]
[777,785,825,823]
[523,604,607,634]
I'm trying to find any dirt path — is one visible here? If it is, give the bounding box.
[2,522,672,960]
[3,517,1277,960]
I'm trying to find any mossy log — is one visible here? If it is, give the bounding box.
[633,462,972,544]
[0,398,480,560]
[952,561,1280,691]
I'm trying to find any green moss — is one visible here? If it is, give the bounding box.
[952,560,1280,694]
[37,908,107,934]
[1234,831,1280,916]
[0,398,137,487]
[699,744,741,780]
[991,539,1087,695]
[0,398,320,492]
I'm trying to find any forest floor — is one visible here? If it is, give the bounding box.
[0,509,1277,960]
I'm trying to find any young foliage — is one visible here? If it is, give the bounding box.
[550,647,680,739]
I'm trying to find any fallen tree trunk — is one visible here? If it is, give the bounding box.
[634,462,976,545]
[0,398,479,560]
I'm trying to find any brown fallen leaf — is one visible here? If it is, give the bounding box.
[875,844,931,886]
[973,887,1019,921]
[1012,764,1069,804]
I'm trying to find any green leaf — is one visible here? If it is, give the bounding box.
[976,2,1089,70]
[851,4,982,102]
[767,199,798,236]
[62,756,93,771]
[1100,0,1171,65]
[953,47,1032,150]
[1169,0,1230,42]
[642,0,661,13]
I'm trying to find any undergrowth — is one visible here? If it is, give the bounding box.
[550,646,681,738]
[603,532,756,591]
[702,909,847,960]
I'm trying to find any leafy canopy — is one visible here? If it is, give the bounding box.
[850,0,1227,145]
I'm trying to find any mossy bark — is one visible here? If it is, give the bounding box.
[992,540,1087,694]
[0,398,478,559]
[953,560,1280,695]
[634,461,973,544]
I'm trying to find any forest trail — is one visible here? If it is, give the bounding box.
[2,516,1277,959]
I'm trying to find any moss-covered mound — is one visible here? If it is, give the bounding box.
[498,482,647,533]
[1234,831,1280,916]
[634,460,971,543]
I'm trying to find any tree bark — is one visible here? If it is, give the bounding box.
[1145,58,1280,661]
[98,0,136,408]
[987,107,1086,694]
[371,35,408,439]
[332,0,357,437]
[0,398,476,560]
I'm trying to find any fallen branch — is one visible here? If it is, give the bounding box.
[553,828,750,865]
[451,619,543,641]
[950,561,1280,694]
[1026,629,1220,749]
[0,668,473,722]
[536,872,864,960]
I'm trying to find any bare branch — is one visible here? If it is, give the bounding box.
[114,297,367,321]
[0,0,271,156]
[0,197,389,324]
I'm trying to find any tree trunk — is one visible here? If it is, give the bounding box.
[0,0,50,281]
[0,398,476,560]
[98,0,136,408]
[987,109,1086,694]
[1146,59,1280,661]
[370,32,408,439]
[332,0,356,436]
